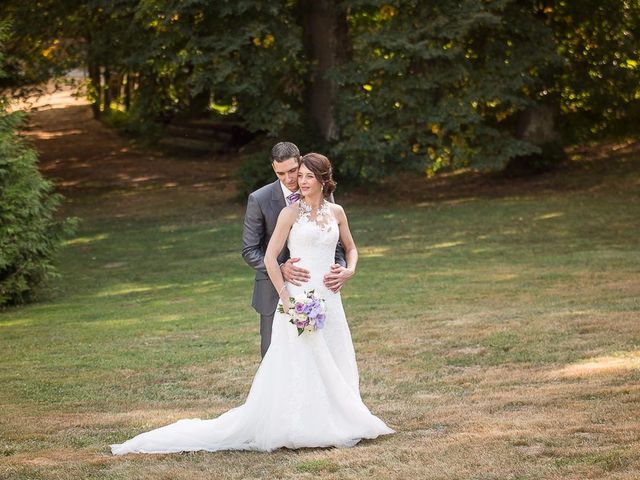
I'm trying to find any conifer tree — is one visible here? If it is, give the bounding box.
[0,22,75,307]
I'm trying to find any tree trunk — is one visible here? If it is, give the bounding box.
[124,72,131,111]
[87,59,101,119]
[504,103,565,176]
[188,88,210,118]
[300,0,350,142]
[516,103,558,145]
[103,65,111,112]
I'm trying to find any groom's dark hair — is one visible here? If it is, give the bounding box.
[271,142,300,163]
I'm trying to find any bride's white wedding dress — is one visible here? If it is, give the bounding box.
[110,200,393,455]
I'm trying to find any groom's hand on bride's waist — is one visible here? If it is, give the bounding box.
[280,258,311,286]
[323,264,354,293]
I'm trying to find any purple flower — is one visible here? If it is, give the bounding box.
[287,290,326,335]
[309,300,324,319]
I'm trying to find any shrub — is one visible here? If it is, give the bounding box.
[0,109,75,307]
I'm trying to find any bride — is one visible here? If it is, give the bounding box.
[110,153,393,454]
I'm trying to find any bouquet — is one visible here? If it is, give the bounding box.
[277,289,327,336]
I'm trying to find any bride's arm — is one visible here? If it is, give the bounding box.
[265,206,297,310]
[335,205,358,275]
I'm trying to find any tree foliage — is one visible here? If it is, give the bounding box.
[1,0,638,183]
[130,1,306,131]
[552,0,640,140]
[331,0,560,179]
[0,22,75,307]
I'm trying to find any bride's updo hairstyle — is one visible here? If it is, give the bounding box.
[300,153,337,198]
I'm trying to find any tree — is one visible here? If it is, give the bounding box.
[551,0,640,140]
[2,0,638,185]
[0,21,75,307]
[299,0,350,142]
[332,1,565,180]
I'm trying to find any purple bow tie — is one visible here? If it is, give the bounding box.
[287,192,301,204]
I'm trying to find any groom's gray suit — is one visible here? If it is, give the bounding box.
[242,179,345,358]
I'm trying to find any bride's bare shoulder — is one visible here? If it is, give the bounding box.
[278,203,300,223]
[328,201,347,220]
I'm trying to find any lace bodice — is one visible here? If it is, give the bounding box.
[296,198,334,231]
[287,200,339,293]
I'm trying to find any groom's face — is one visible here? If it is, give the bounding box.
[273,157,300,192]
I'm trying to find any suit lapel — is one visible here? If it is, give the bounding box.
[271,179,286,213]
[268,179,290,259]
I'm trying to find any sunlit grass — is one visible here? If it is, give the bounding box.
[1,161,639,479]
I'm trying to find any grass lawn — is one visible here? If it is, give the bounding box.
[1,140,639,479]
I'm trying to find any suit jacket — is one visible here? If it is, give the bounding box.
[242,179,346,315]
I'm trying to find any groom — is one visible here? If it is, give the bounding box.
[242,142,350,358]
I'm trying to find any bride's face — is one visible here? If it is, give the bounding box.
[298,164,321,197]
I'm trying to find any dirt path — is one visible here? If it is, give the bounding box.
[18,86,640,217]
[18,88,238,220]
